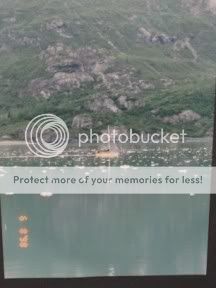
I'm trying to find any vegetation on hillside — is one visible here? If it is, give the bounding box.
[0,0,215,138]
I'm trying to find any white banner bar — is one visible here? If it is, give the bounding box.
[0,167,214,195]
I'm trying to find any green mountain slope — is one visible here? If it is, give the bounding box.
[0,0,215,138]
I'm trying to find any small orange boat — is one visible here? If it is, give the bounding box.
[95,150,119,159]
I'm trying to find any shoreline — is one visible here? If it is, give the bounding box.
[0,141,26,146]
[0,137,213,147]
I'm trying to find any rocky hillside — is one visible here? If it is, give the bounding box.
[0,0,215,139]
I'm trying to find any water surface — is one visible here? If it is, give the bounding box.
[0,138,212,278]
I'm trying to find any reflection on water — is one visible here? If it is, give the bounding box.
[1,194,210,278]
[0,138,212,278]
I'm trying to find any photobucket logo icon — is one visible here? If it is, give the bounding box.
[25,114,69,158]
